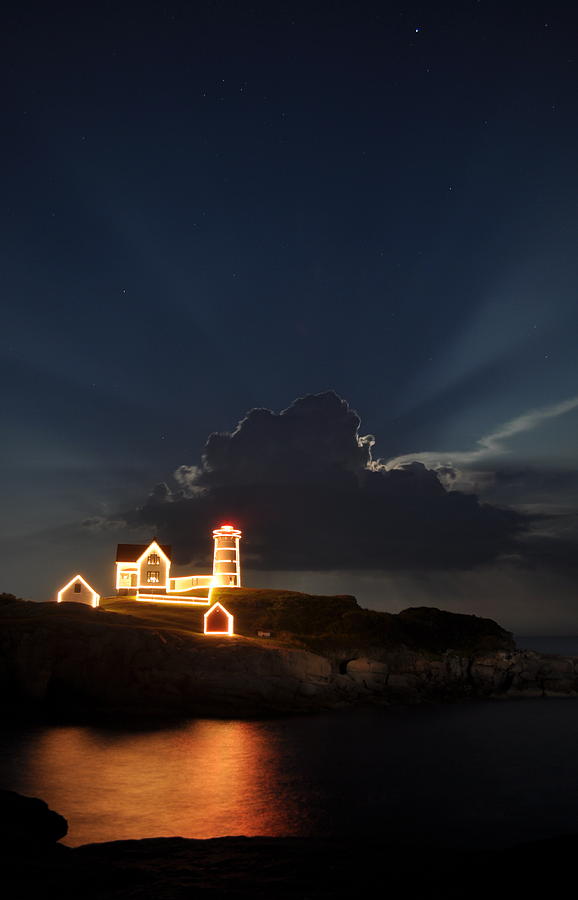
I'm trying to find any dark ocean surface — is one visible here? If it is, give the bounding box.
[4,645,578,851]
[516,635,578,655]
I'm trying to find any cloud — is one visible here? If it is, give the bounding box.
[81,516,129,533]
[187,392,374,489]
[127,391,532,572]
[383,394,578,473]
[381,394,578,505]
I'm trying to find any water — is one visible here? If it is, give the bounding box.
[3,699,578,849]
[516,635,578,655]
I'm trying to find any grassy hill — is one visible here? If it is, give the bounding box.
[100,588,514,656]
[100,588,358,647]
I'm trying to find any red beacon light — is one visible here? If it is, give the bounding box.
[213,523,241,538]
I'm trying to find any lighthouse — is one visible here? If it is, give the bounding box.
[212,524,242,587]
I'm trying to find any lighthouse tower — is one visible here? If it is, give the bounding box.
[212,524,242,587]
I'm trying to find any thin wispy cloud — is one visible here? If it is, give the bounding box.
[383,395,578,471]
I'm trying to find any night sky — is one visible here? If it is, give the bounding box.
[2,1,578,632]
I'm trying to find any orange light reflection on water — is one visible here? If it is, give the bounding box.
[21,720,304,846]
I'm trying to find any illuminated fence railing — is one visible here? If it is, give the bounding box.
[169,575,213,592]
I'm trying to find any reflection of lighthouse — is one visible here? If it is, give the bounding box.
[212,524,242,587]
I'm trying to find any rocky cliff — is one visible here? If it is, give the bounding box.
[1,594,577,718]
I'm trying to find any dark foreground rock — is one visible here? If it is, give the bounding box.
[1,596,578,718]
[3,830,578,899]
[0,790,68,846]
[1,790,577,899]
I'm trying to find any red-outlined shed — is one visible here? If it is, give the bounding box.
[204,601,234,635]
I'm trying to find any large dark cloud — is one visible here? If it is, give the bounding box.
[126,392,537,571]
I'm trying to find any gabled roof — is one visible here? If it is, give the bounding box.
[204,601,234,635]
[57,575,100,607]
[116,541,172,563]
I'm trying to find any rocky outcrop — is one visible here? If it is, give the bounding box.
[343,647,578,701]
[0,790,68,847]
[1,598,578,717]
[0,831,532,899]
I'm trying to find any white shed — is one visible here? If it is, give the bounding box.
[57,575,100,608]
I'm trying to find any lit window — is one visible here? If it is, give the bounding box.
[148,553,160,565]
[147,570,160,584]
[74,583,82,593]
